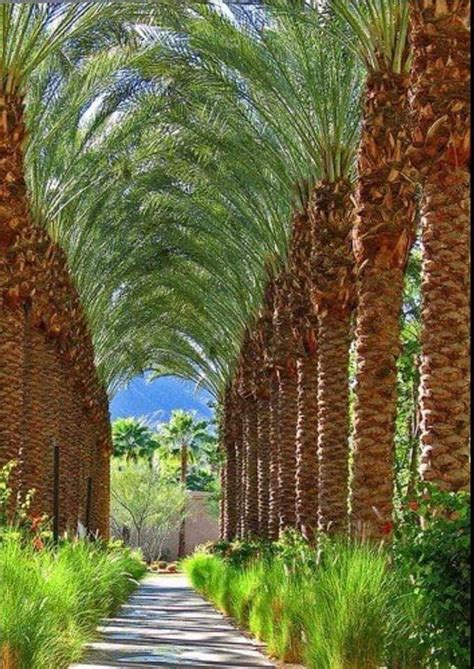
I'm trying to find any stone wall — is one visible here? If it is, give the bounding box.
[161,491,220,561]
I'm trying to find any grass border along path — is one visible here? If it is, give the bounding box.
[0,533,145,669]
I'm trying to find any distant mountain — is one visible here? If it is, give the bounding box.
[110,375,214,427]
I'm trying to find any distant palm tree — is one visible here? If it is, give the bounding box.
[158,410,214,557]
[112,418,158,464]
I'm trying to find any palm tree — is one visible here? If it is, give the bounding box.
[112,418,158,464]
[330,0,418,538]
[407,1,470,493]
[158,410,214,557]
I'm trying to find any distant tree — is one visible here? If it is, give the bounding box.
[110,459,186,561]
[111,418,158,464]
[157,410,216,557]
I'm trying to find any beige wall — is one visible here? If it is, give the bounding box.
[161,491,219,561]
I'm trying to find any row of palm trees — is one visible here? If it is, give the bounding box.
[198,0,470,540]
[0,2,469,541]
[0,4,153,534]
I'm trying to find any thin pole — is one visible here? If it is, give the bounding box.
[85,476,93,537]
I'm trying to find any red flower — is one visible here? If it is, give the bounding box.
[32,535,44,552]
[408,501,419,512]
[380,521,393,536]
[30,515,43,532]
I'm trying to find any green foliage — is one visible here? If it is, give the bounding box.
[184,539,425,668]
[110,458,186,559]
[156,410,220,491]
[0,533,145,668]
[394,485,471,668]
[112,418,159,462]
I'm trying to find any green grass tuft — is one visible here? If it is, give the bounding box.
[0,532,146,668]
[184,540,426,668]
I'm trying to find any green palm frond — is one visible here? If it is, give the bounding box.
[329,0,411,74]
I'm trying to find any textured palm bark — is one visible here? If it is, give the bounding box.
[254,319,271,538]
[60,368,81,529]
[273,274,298,534]
[317,312,352,533]
[48,340,67,531]
[408,0,470,492]
[288,211,319,541]
[0,94,112,536]
[0,95,28,482]
[350,70,417,539]
[233,394,245,539]
[309,180,355,535]
[219,460,226,540]
[240,333,260,538]
[295,352,319,540]
[256,384,270,538]
[0,308,24,466]
[221,389,238,540]
[268,373,281,540]
[259,281,280,541]
[23,326,55,519]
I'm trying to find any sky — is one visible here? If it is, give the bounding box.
[110,374,214,428]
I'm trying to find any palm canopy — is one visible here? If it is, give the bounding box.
[0,2,145,96]
[23,1,365,402]
[157,410,214,466]
[329,0,411,74]
[112,418,159,462]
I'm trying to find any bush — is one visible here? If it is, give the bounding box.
[394,485,470,668]
[0,532,145,668]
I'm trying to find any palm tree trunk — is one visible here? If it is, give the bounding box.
[233,387,245,539]
[408,0,470,493]
[222,389,238,540]
[177,442,188,558]
[274,274,298,534]
[219,460,226,540]
[260,281,280,541]
[255,312,273,539]
[256,383,270,539]
[350,72,417,539]
[0,94,28,492]
[240,333,260,538]
[295,348,319,540]
[309,179,355,536]
[0,308,25,467]
[317,310,352,534]
[288,211,319,542]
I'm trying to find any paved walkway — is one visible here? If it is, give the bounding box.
[72,573,276,669]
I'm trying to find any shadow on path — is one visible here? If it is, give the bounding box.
[71,574,276,669]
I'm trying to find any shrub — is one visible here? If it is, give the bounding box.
[394,485,470,668]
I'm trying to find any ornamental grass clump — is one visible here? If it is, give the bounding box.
[185,539,426,668]
[0,532,145,669]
